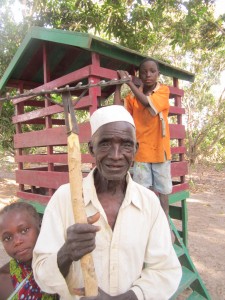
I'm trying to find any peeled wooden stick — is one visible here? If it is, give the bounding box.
[67,131,98,296]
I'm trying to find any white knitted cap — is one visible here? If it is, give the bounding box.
[90,105,135,135]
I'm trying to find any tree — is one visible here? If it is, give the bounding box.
[184,50,225,164]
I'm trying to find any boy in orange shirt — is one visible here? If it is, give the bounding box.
[114,58,172,224]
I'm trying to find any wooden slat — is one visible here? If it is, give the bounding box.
[171,266,197,298]
[8,79,39,89]
[17,191,51,205]
[23,119,64,125]
[173,244,184,258]
[172,183,189,194]
[169,106,185,116]
[169,86,184,97]
[16,170,69,189]
[23,100,45,107]
[169,124,186,139]
[14,126,66,148]
[14,123,91,148]
[171,161,188,177]
[13,65,91,104]
[15,153,94,164]
[74,95,92,109]
[15,153,68,163]
[169,190,190,204]
[171,146,186,155]
[12,104,64,124]
[90,65,118,80]
[82,154,95,164]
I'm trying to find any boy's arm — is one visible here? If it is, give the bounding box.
[114,84,123,105]
[117,70,149,107]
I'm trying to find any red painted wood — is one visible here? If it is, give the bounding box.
[8,79,39,89]
[23,100,45,107]
[90,65,118,80]
[169,106,185,115]
[171,161,188,177]
[17,191,51,204]
[15,153,94,164]
[169,124,186,139]
[16,170,69,188]
[82,154,95,164]
[14,126,66,148]
[74,95,93,109]
[18,119,64,125]
[169,86,184,97]
[13,66,91,104]
[12,104,63,124]
[14,122,91,148]
[172,182,189,194]
[171,146,186,154]
[15,154,68,163]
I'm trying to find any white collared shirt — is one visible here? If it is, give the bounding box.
[33,169,181,300]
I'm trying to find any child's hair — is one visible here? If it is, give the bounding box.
[139,58,159,71]
[0,202,40,228]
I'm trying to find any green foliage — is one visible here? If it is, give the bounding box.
[0,100,15,154]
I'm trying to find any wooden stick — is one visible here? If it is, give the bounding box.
[67,128,98,297]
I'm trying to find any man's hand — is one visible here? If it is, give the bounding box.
[57,212,100,277]
[66,212,100,261]
[74,287,138,300]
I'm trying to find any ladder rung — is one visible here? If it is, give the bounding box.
[170,266,197,299]
[173,244,184,257]
[187,291,208,299]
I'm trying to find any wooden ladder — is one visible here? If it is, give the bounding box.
[169,192,211,299]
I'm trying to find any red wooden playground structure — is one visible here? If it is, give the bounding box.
[0,27,210,299]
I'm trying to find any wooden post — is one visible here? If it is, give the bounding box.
[64,92,98,297]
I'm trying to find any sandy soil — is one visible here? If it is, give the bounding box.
[0,163,224,299]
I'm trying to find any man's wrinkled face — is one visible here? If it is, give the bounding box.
[89,121,138,181]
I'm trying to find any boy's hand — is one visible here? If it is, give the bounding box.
[117,70,130,79]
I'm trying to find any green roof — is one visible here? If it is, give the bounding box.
[0,26,194,91]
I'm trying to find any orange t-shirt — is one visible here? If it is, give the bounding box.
[125,83,171,163]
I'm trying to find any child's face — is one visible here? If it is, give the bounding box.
[0,210,39,263]
[139,61,159,87]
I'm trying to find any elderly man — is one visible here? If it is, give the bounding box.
[33,105,182,300]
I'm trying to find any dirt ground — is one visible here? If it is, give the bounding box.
[0,161,224,299]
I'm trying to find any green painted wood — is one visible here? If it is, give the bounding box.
[187,291,210,300]
[173,244,184,258]
[170,220,211,300]
[169,190,190,204]
[170,205,182,220]
[170,266,197,299]
[19,199,45,214]
[0,27,195,91]
[170,197,188,246]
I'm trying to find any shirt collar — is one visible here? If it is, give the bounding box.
[139,81,160,94]
[83,168,143,211]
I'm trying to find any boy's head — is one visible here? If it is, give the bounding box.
[0,202,41,263]
[139,58,159,87]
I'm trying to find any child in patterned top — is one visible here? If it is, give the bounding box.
[0,202,58,300]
